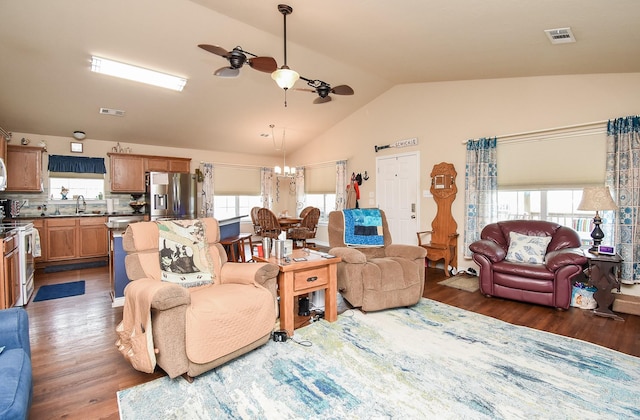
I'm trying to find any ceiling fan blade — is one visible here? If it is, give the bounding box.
[313,96,332,104]
[248,57,278,73]
[331,85,354,95]
[292,88,316,93]
[198,44,230,57]
[214,67,240,78]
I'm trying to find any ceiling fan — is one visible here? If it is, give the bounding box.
[197,44,277,78]
[296,76,355,104]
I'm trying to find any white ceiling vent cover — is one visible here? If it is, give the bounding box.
[544,27,576,44]
[99,107,125,117]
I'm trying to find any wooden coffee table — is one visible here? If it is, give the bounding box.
[254,249,340,335]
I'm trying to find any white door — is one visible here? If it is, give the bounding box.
[376,152,419,244]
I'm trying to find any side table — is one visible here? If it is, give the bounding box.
[254,249,340,336]
[583,249,624,321]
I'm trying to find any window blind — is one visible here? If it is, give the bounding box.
[305,164,335,194]
[497,132,606,188]
[214,165,260,195]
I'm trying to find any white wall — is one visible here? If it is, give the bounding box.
[289,73,640,272]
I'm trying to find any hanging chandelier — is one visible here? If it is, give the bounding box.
[271,124,295,177]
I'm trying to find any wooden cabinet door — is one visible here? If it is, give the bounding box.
[1,236,19,308]
[144,157,169,172]
[6,145,43,191]
[109,154,145,193]
[0,136,6,163]
[46,218,77,261]
[79,217,108,258]
[6,246,19,308]
[168,159,190,173]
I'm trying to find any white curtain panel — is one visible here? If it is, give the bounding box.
[261,167,274,209]
[200,162,214,217]
[335,160,348,211]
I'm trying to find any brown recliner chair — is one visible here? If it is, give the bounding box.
[328,209,427,312]
[469,220,587,309]
[117,218,279,380]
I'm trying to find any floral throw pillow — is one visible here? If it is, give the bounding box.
[505,231,552,264]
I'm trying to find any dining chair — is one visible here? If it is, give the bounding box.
[256,208,282,239]
[288,207,320,248]
[250,206,262,235]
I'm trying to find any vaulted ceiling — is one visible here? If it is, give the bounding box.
[1,0,638,157]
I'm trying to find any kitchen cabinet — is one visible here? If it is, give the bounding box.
[46,218,76,261]
[108,153,145,193]
[145,155,191,173]
[6,145,43,192]
[44,216,108,262]
[109,153,191,193]
[79,217,108,258]
[0,135,6,163]
[1,232,20,309]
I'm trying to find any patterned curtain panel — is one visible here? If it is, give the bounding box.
[294,167,305,212]
[261,167,274,209]
[199,162,214,217]
[335,160,348,211]
[463,137,498,258]
[606,115,640,284]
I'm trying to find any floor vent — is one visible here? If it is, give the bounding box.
[544,27,576,44]
[99,107,125,117]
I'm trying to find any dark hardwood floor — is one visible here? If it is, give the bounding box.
[25,265,639,419]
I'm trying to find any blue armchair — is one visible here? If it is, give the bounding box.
[0,307,33,420]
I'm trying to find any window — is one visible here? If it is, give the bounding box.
[49,176,105,200]
[304,164,336,223]
[497,188,609,247]
[213,195,262,221]
[304,193,336,223]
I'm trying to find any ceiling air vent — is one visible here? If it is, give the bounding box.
[544,27,576,44]
[99,107,125,117]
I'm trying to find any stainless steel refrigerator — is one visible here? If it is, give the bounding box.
[145,172,197,220]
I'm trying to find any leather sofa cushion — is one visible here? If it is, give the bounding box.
[492,260,554,280]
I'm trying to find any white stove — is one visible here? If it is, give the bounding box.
[1,221,35,306]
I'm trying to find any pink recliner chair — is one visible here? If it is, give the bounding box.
[469,220,587,309]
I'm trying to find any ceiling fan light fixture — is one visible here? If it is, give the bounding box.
[271,66,300,90]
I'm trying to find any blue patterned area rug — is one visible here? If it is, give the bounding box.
[117,299,640,419]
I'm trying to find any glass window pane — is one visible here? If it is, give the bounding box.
[49,177,104,200]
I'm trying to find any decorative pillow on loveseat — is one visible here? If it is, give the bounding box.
[505,231,552,264]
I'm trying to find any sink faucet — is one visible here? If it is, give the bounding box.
[76,195,86,214]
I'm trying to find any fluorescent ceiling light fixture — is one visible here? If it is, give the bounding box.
[91,56,187,91]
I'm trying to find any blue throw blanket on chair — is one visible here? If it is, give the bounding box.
[343,208,384,247]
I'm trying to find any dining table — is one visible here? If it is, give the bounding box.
[278,217,302,228]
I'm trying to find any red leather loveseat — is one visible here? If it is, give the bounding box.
[469,220,587,309]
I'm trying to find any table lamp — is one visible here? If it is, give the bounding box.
[577,186,617,251]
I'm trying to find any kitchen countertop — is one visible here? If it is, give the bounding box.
[6,212,143,220]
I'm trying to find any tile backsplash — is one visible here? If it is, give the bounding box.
[0,191,142,217]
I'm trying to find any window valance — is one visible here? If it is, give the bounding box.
[48,155,106,174]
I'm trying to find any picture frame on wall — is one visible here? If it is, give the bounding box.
[70,142,83,153]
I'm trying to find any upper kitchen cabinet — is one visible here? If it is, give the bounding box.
[108,153,145,193]
[144,155,191,173]
[0,134,7,163]
[6,145,43,192]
